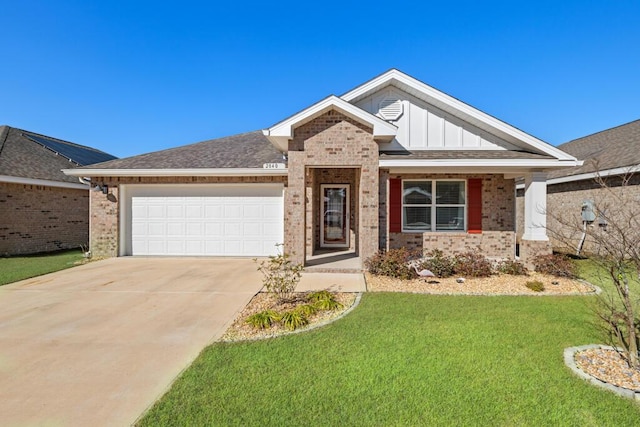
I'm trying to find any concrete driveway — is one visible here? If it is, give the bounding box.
[0,257,264,426]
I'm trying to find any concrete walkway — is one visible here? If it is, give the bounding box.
[0,257,264,426]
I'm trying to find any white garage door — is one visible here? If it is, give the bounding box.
[127,185,284,256]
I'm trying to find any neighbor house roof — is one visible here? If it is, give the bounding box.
[0,126,117,186]
[65,131,286,177]
[546,119,640,182]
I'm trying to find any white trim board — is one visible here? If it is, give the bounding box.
[63,168,288,177]
[0,175,88,190]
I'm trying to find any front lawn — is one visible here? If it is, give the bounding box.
[0,249,84,286]
[139,290,640,425]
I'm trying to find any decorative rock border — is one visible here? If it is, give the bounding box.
[564,344,640,401]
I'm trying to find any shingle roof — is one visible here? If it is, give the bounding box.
[380,150,554,160]
[547,119,640,180]
[77,131,284,170]
[0,126,118,183]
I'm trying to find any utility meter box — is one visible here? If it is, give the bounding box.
[581,199,596,222]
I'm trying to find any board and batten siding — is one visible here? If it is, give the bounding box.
[354,87,518,151]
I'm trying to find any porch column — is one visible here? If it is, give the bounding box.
[283,155,306,264]
[522,171,548,241]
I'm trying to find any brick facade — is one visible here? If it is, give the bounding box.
[285,110,379,265]
[0,182,88,255]
[88,175,287,258]
[387,173,516,260]
[517,174,640,255]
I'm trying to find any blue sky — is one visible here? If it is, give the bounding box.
[2,1,639,158]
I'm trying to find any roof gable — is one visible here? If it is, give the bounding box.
[263,95,397,151]
[341,69,576,162]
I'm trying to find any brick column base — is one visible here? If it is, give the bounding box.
[520,240,552,270]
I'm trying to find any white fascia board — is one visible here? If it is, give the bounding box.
[379,158,582,169]
[263,95,397,151]
[0,175,89,190]
[342,69,577,162]
[515,164,640,189]
[62,168,288,177]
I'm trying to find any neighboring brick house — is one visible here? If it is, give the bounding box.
[516,119,640,254]
[64,69,580,268]
[0,126,117,255]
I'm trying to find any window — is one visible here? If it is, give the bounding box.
[402,180,465,232]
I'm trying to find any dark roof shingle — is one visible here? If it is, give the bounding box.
[547,119,640,180]
[0,126,118,183]
[78,131,284,170]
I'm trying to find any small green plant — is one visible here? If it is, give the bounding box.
[453,251,493,277]
[421,249,457,278]
[295,303,319,317]
[307,290,343,311]
[245,310,280,329]
[496,260,528,276]
[525,280,545,292]
[365,248,416,279]
[280,309,309,330]
[533,253,577,278]
[255,245,304,302]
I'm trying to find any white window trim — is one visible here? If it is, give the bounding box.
[401,179,467,233]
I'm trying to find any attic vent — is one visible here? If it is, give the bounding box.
[378,98,403,121]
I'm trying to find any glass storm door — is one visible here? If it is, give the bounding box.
[320,184,350,248]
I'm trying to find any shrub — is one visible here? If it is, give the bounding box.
[453,251,493,277]
[525,280,545,292]
[245,310,280,329]
[365,248,416,279]
[295,303,319,317]
[255,245,304,302]
[496,260,528,276]
[307,290,343,311]
[280,309,309,330]
[421,249,457,278]
[533,253,577,278]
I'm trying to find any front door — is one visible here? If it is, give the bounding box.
[320,184,350,248]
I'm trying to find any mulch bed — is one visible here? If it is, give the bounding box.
[575,348,640,392]
[365,272,595,295]
[220,292,357,342]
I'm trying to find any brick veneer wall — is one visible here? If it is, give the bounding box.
[517,174,640,254]
[286,110,379,265]
[87,175,287,258]
[387,173,516,259]
[0,182,88,255]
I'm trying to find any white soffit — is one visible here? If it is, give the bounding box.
[0,175,88,190]
[62,168,288,177]
[263,95,397,151]
[341,69,577,162]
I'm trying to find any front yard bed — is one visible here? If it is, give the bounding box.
[139,293,640,426]
[366,271,595,295]
[221,291,357,342]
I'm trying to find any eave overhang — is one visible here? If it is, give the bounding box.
[62,168,288,177]
[263,95,397,151]
[1,175,88,190]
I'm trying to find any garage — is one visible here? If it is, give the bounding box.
[121,184,284,256]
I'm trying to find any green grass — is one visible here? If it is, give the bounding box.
[139,276,640,426]
[0,249,84,286]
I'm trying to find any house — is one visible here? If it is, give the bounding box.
[63,69,580,268]
[0,126,117,255]
[516,119,640,254]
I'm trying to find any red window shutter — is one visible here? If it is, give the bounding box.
[467,178,482,234]
[389,178,402,233]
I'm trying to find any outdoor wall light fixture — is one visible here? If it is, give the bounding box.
[92,184,109,195]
